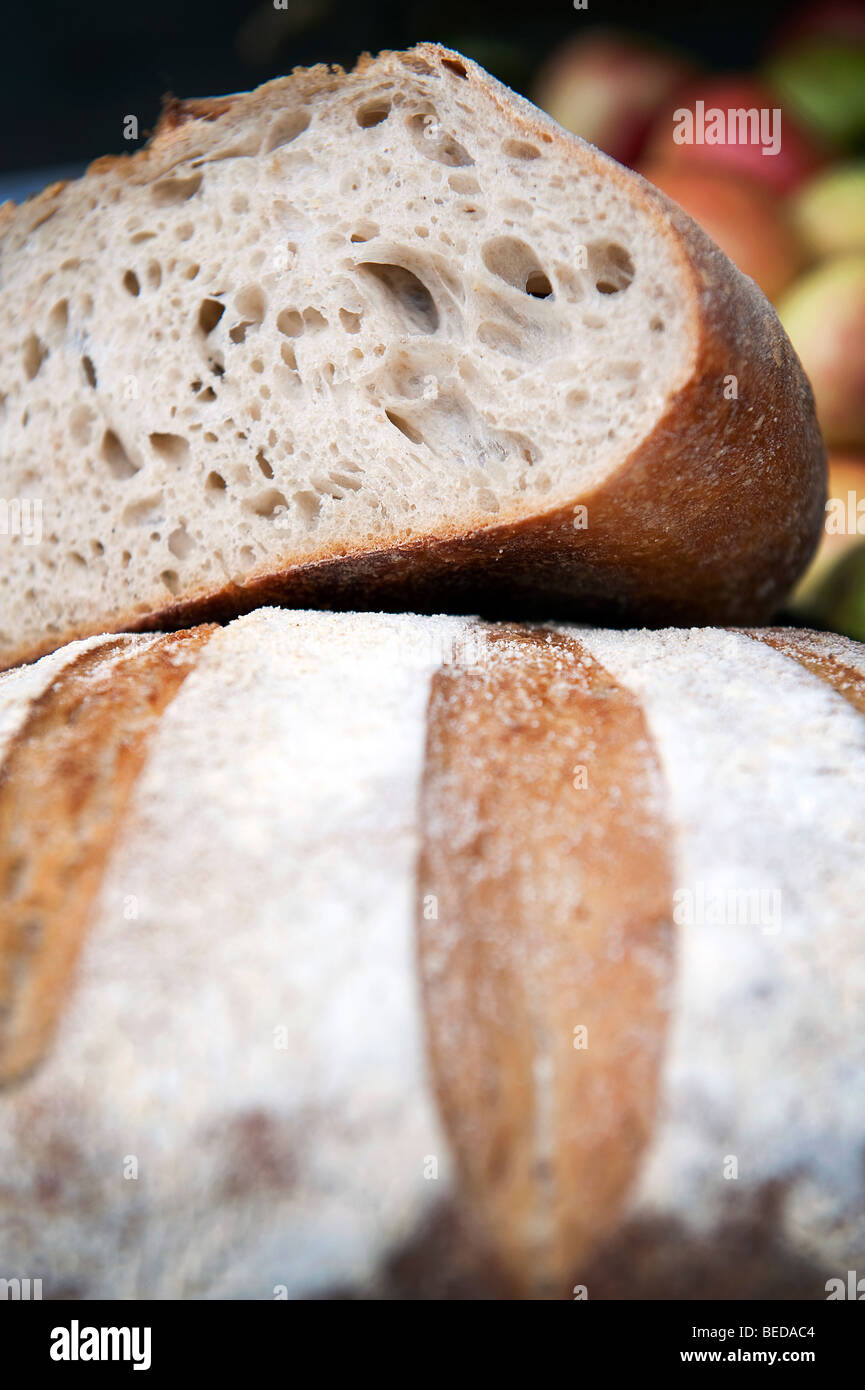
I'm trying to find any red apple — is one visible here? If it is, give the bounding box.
[644,76,828,194]
[533,32,695,167]
[640,162,806,300]
[776,256,865,449]
[770,0,865,49]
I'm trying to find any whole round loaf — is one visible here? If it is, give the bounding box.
[0,608,863,1299]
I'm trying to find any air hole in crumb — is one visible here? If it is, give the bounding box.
[350,223,379,243]
[477,321,523,357]
[526,270,552,298]
[151,172,203,205]
[448,171,480,194]
[303,308,327,331]
[588,242,635,295]
[358,262,439,333]
[402,55,434,75]
[277,308,303,337]
[235,285,266,322]
[101,429,139,480]
[82,355,97,387]
[48,299,68,334]
[329,468,363,491]
[339,308,361,333]
[651,316,665,333]
[256,451,273,478]
[23,334,48,380]
[293,490,321,525]
[357,101,390,128]
[230,321,255,344]
[385,409,424,445]
[149,432,190,464]
[441,57,468,78]
[482,237,552,300]
[122,269,140,296]
[168,526,196,560]
[198,298,225,334]
[408,113,473,168]
[147,261,162,290]
[503,139,540,160]
[265,110,311,151]
[246,488,288,518]
[161,569,181,594]
[205,471,227,493]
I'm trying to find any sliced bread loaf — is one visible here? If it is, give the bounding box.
[0,45,824,667]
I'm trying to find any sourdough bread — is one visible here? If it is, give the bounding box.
[0,44,824,668]
[0,609,863,1299]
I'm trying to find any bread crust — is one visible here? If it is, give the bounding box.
[745,627,865,715]
[0,45,825,668]
[0,626,215,1082]
[418,624,674,1296]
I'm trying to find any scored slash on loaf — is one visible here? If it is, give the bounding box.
[0,609,863,1298]
[0,43,825,668]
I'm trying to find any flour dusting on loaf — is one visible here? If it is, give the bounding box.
[1,611,864,1297]
[574,626,865,1273]
[0,611,474,1296]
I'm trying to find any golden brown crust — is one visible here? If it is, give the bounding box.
[417,625,674,1296]
[0,626,215,1084]
[745,628,865,717]
[0,44,825,668]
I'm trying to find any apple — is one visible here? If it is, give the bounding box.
[792,454,865,611]
[793,164,865,259]
[644,76,828,195]
[533,32,695,167]
[776,256,865,448]
[796,540,865,642]
[640,162,805,300]
[766,43,865,149]
[771,0,865,48]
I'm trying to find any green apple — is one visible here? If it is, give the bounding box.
[766,42,865,147]
[794,164,865,258]
[802,541,865,641]
[792,454,865,609]
[777,256,865,448]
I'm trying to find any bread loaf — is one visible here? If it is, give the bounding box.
[0,43,824,669]
[1,608,863,1299]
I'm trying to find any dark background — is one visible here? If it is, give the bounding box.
[0,0,794,175]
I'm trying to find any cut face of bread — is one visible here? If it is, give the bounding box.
[0,45,824,665]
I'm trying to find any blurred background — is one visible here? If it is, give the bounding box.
[3,0,865,636]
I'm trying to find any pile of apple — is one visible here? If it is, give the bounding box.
[534,3,865,637]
